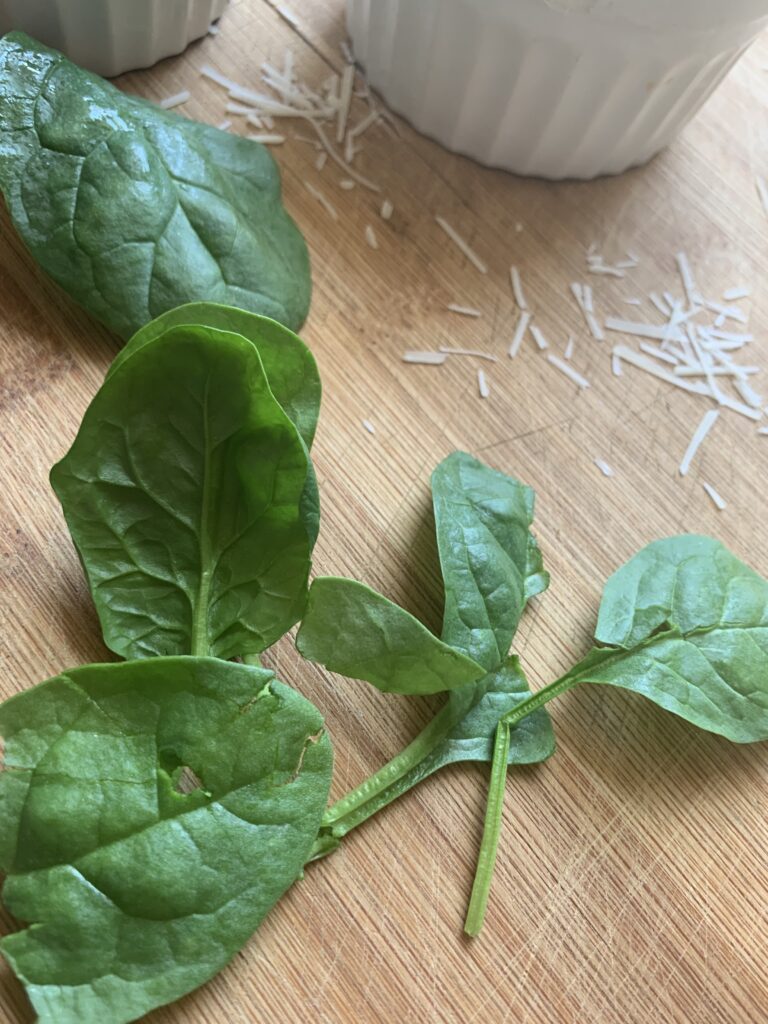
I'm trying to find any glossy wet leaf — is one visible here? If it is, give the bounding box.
[0,33,311,338]
[51,324,312,660]
[0,657,333,1024]
[432,452,549,670]
[296,577,487,695]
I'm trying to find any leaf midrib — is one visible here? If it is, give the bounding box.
[191,376,213,657]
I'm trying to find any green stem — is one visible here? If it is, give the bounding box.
[320,696,468,838]
[501,673,578,729]
[464,721,510,937]
[464,672,580,936]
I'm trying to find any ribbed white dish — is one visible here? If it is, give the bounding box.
[0,0,227,77]
[348,0,768,179]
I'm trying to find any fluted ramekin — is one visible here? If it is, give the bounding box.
[0,0,227,77]
[348,0,768,180]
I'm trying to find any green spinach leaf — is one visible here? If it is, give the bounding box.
[0,657,333,1024]
[0,32,311,339]
[296,577,486,695]
[552,537,768,743]
[108,302,321,450]
[51,324,313,660]
[109,302,322,546]
[432,452,549,670]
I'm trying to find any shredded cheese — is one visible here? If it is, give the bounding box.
[702,482,726,510]
[336,64,355,143]
[547,354,589,389]
[477,368,490,398]
[510,266,528,310]
[362,419,375,434]
[446,305,482,317]
[303,181,338,220]
[439,347,497,362]
[593,459,614,477]
[380,199,394,220]
[248,133,285,145]
[159,90,191,109]
[434,217,488,273]
[403,351,447,365]
[679,409,719,476]
[509,311,531,358]
[365,225,379,249]
[530,325,549,351]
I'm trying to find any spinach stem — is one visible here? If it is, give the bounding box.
[320,697,466,836]
[500,673,578,729]
[463,673,579,935]
[463,721,510,937]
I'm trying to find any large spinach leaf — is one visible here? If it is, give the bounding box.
[0,32,311,338]
[296,577,487,695]
[110,302,322,546]
[108,303,321,450]
[0,657,333,1024]
[549,537,768,743]
[432,452,549,671]
[51,324,313,660]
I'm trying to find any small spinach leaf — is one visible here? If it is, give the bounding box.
[51,324,313,660]
[506,536,768,744]
[0,657,333,1024]
[0,32,311,338]
[595,534,768,648]
[296,577,486,695]
[432,451,548,671]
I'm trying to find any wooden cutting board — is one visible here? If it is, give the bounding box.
[1,2,767,1021]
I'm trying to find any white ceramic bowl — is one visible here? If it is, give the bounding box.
[0,0,227,77]
[348,0,768,179]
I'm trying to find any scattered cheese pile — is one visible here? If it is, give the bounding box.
[195,21,762,511]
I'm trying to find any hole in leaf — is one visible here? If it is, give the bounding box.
[174,765,205,795]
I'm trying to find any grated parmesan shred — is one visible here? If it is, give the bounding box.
[403,351,446,365]
[530,325,549,351]
[509,311,531,358]
[364,225,378,250]
[362,419,375,435]
[702,482,726,510]
[547,354,589,389]
[159,90,191,109]
[380,199,394,220]
[593,459,614,477]
[303,181,338,220]
[434,217,488,273]
[510,266,528,310]
[446,304,482,318]
[440,347,497,362]
[477,369,491,398]
[679,409,719,476]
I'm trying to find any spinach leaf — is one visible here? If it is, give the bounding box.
[501,536,768,743]
[51,324,313,660]
[0,32,311,339]
[296,577,487,695]
[551,537,768,743]
[594,534,768,648]
[0,656,333,1024]
[109,302,323,546]
[108,302,321,450]
[432,452,549,671]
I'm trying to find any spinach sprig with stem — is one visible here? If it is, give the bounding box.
[297,451,557,855]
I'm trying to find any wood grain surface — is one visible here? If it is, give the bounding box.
[2,2,768,1022]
